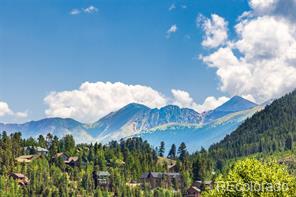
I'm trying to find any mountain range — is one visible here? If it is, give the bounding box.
[204,96,257,123]
[0,96,264,152]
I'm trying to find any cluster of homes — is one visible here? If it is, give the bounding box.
[10,147,211,196]
[11,146,111,189]
[11,146,49,186]
[138,157,212,196]
[139,171,212,197]
[14,147,81,166]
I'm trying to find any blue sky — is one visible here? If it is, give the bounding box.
[0,0,259,122]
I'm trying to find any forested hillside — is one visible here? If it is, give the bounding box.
[0,132,193,196]
[209,90,296,159]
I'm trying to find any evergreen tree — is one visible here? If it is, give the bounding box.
[46,133,53,148]
[62,135,75,155]
[167,144,176,159]
[285,135,293,150]
[37,135,46,148]
[177,142,188,162]
[159,141,165,157]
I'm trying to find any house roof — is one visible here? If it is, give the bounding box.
[188,186,201,192]
[204,180,213,185]
[164,172,181,177]
[149,172,163,178]
[25,146,48,152]
[65,156,79,163]
[10,173,30,186]
[140,172,149,179]
[35,147,48,152]
[68,156,79,161]
[15,155,39,163]
[55,152,65,158]
[141,172,172,179]
[53,152,70,160]
[97,171,110,176]
[10,173,26,179]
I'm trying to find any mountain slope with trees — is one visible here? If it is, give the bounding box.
[0,132,193,196]
[209,90,296,160]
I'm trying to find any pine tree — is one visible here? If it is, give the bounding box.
[177,142,188,162]
[285,135,293,150]
[159,141,165,157]
[38,135,46,148]
[167,144,176,159]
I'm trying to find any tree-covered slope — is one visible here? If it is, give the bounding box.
[209,90,296,159]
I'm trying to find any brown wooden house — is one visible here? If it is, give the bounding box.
[140,172,183,189]
[9,173,30,186]
[140,172,163,189]
[64,156,79,167]
[185,186,201,197]
[53,152,69,161]
[53,153,79,167]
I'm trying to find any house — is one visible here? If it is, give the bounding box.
[53,153,80,167]
[164,172,182,188]
[53,152,69,161]
[64,156,79,167]
[192,180,213,190]
[140,172,163,189]
[34,147,49,155]
[185,186,201,197]
[9,173,30,186]
[25,146,48,155]
[15,155,40,163]
[192,180,203,189]
[140,172,183,189]
[93,171,111,188]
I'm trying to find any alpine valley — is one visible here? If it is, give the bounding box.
[0,96,263,153]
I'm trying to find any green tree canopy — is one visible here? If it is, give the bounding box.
[204,158,296,197]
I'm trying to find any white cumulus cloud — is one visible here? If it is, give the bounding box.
[200,0,296,103]
[198,14,228,48]
[249,0,278,14]
[195,96,230,113]
[171,89,230,113]
[44,82,168,123]
[0,101,12,116]
[44,82,234,122]
[15,111,28,118]
[0,100,28,119]
[171,89,198,109]
[248,0,296,21]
